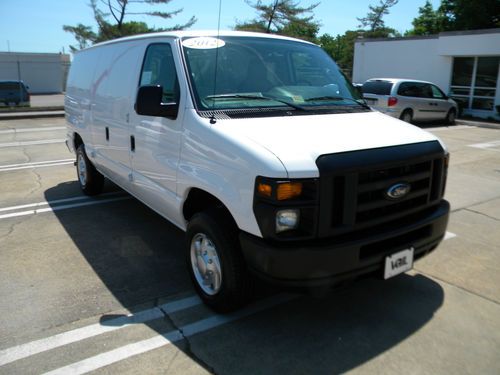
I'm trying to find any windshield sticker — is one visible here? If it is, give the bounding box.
[182,37,225,49]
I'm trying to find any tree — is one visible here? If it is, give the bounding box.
[235,0,321,42]
[406,0,500,36]
[439,0,500,31]
[64,0,196,52]
[406,1,445,36]
[357,0,399,32]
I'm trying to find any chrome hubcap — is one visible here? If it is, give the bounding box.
[190,233,222,295]
[77,154,87,186]
[403,112,412,122]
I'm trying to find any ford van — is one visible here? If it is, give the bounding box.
[65,31,450,312]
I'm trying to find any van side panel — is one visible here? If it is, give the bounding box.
[65,48,102,149]
[90,41,144,188]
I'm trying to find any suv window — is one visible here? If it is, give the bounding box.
[140,44,179,102]
[362,80,393,95]
[397,82,433,98]
[430,85,445,99]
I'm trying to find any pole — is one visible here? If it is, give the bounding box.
[17,60,22,106]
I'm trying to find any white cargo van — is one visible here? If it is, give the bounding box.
[65,31,450,312]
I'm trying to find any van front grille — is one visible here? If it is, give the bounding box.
[316,141,446,238]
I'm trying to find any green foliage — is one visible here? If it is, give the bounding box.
[406,1,444,36]
[439,0,500,30]
[235,0,321,42]
[357,0,399,32]
[407,0,500,36]
[63,0,196,51]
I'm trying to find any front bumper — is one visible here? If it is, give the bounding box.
[240,200,449,287]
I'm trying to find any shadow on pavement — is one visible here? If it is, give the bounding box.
[190,273,444,374]
[45,182,444,373]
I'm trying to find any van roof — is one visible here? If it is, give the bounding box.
[78,30,316,53]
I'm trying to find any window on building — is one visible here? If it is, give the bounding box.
[450,56,499,112]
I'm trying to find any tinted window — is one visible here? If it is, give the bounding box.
[397,82,432,98]
[0,82,23,90]
[451,57,474,86]
[140,44,179,102]
[362,81,393,95]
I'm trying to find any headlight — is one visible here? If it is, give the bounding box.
[276,209,300,233]
[253,176,318,239]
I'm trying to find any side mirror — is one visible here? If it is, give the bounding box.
[135,85,178,119]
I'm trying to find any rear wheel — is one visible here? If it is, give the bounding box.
[186,208,253,312]
[400,109,413,123]
[76,144,104,195]
[446,109,456,125]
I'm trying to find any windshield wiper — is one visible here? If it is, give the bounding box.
[304,96,371,110]
[204,94,307,111]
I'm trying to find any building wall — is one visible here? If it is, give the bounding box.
[0,52,71,94]
[353,37,453,92]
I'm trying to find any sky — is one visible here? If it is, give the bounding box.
[0,0,441,55]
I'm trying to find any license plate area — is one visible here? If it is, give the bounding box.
[384,247,414,279]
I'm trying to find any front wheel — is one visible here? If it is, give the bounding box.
[186,208,253,312]
[76,144,104,195]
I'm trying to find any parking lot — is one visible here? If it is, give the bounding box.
[0,117,499,374]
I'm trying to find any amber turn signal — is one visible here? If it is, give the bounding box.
[277,182,303,200]
[257,183,272,197]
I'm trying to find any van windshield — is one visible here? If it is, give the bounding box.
[181,36,365,113]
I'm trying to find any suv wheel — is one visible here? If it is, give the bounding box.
[186,208,253,312]
[400,109,413,123]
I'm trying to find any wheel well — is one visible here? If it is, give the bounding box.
[183,188,237,226]
[74,133,83,151]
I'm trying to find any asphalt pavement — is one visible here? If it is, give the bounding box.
[0,118,499,374]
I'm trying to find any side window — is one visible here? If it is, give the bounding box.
[398,82,420,97]
[431,85,445,99]
[140,44,179,102]
[420,84,433,98]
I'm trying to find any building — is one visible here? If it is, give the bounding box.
[0,52,71,94]
[353,28,500,120]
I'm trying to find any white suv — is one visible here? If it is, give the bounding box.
[362,78,458,124]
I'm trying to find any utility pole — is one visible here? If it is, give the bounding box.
[7,40,10,52]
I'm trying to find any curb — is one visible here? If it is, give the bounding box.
[0,111,65,120]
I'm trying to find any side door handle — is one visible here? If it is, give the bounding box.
[130,135,135,152]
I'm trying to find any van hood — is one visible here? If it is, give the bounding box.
[214,111,442,178]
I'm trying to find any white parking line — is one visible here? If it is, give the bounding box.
[0,192,125,213]
[0,159,74,172]
[468,140,500,151]
[444,231,457,240]
[0,196,132,220]
[0,139,66,148]
[43,294,295,375]
[0,126,65,134]
[0,296,202,366]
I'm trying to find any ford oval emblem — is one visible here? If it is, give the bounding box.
[386,183,411,200]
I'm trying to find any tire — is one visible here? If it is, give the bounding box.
[76,144,104,196]
[400,109,413,123]
[446,108,456,125]
[186,208,253,312]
